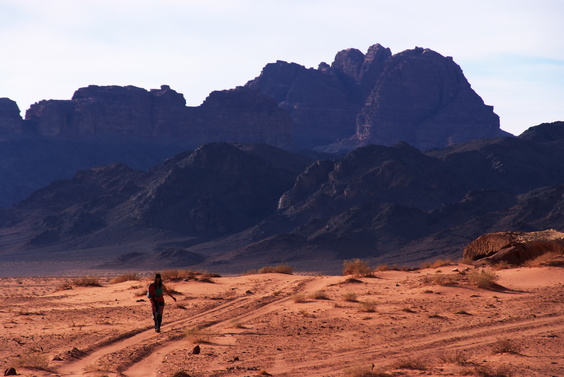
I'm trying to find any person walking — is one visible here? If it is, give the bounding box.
[147,273,176,332]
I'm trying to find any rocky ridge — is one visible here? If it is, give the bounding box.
[0,44,509,207]
[0,122,563,272]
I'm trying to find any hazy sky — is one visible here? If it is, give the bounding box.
[1,0,562,136]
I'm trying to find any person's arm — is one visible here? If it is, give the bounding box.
[163,285,177,301]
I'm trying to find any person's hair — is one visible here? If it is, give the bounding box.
[154,273,162,288]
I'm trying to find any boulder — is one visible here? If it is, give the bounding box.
[463,229,564,265]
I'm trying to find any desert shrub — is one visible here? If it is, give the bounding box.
[170,371,192,377]
[491,260,511,270]
[438,349,471,366]
[524,251,564,267]
[343,365,392,377]
[474,363,514,377]
[343,259,374,277]
[310,290,329,300]
[185,327,212,344]
[342,292,358,302]
[358,300,377,313]
[15,351,50,371]
[342,277,363,284]
[374,264,391,272]
[421,273,459,286]
[292,293,307,303]
[255,264,294,274]
[391,356,428,370]
[197,272,215,283]
[299,309,316,318]
[467,268,498,289]
[110,272,140,284]
[424,258,453,269]
[72,276,102,287]
[160,270,182,281]
[491,338,522,355]
[55,282,73,291]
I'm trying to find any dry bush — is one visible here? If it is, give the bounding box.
[391,356,428,370]
[72,276,102,287]
[55,282,73,291]
[343,259,374,277]
[170,371,192,377]
[310,290,329,300]
[342,292,358,302]
[197,272,215,283]
[15,351,51,371]
[343,365,392,377]
[491,260,511,270]
[299,309,316,318]
[358,300,377,313]
[185,327,212,344]
[342,277,363,284]
[421,273,460,286]
[439,349,471,366]
[160,270,182,281]
[110,272,140,284]
[491,338,522,355]
[467,268,498,289]
[292,293,307,303]
[252,264,294,274]
[424,258,453,269]
[229,320,246,329]
[160,269,216,281]
[374,264,391,272]
[524,251,564,267]
[473,363,514,377]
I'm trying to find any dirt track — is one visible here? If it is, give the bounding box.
[1,266,563,376]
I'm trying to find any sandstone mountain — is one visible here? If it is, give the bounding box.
[0,122,562,273]
[0,44,506,207]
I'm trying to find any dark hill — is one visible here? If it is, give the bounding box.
[1,122,563,274]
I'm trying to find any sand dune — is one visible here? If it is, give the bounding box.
[1,265,563,376]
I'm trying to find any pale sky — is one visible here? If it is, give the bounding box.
[1,0,562,136]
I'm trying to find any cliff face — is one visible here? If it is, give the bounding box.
[246,44,504,151]
[355,48,503,150]
[24,85,291,146]
[12,44,504,151]
[0,98,23,135]
[25,85,191,139]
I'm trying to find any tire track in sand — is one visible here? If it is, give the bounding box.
[57,276,314,376]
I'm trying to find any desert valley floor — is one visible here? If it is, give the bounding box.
[1,265,563,377]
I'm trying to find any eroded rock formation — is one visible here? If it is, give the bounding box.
[463,229,564,265]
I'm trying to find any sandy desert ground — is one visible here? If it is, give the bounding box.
[1,264,562,377]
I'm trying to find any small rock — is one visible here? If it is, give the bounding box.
[192,345,200,354]
[4,367,17,376]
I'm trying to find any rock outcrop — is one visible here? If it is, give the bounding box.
[247,44,505,151]
[463,230,564,265]
[355,48,504,150]
[0,98,23,135]
[2,43,505,153]
[24,85,291,146]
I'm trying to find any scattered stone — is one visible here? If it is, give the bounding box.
[192,345,200,355]
[4,367,17,376]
